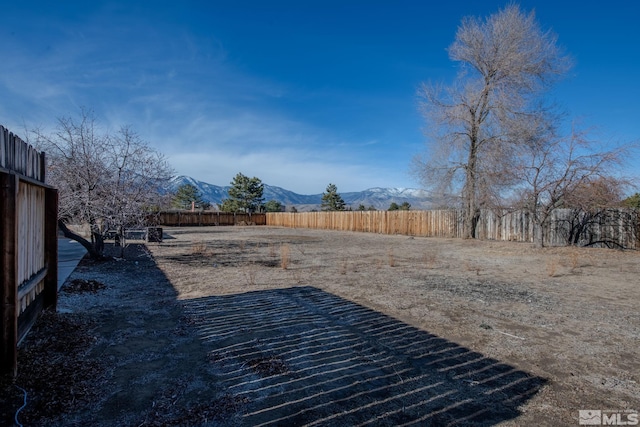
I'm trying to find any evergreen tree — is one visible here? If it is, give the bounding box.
[389,202,411,211]
[264,200,284,212]
[172,183,210,210]
[217,198,241,213]
[220,172,264,213]
[321,183,346,211]
[622,193,640,208]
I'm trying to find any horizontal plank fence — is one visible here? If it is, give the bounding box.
[266,208,639,249]
[1,125,58,376]
[157,211,266,226]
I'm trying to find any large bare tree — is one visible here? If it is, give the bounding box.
[415,4,571,238]
[33,109,173,258]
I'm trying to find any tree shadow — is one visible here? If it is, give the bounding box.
[182,286,547,426]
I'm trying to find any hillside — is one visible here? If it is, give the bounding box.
[167,176,432,211]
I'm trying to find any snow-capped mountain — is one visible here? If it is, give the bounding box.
[167,176,432,211]
[341,187,431,208]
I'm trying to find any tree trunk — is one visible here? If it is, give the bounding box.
[58,220,104,260]
[117,226,126,258]
[533,221,544,248]
[464,134,479,239]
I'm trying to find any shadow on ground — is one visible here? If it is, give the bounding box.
[4,243,546,426]
[183,286,547,426]
[2,243,244,426]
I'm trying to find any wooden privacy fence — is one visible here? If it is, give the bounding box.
[267,210,463,237]
[1,125,58,376]
[157,211,267,226]
[266,208,639,249]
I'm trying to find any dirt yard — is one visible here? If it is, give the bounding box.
[2,226,638,426]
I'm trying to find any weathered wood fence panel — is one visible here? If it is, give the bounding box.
[548,208,639,248]
[157,211,266,226]
[1,125,58,376]
[266,209,639,248]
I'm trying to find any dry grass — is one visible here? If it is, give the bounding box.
[547,247,596,276]
[422,250,438,269]
[280,244,290,270]
[546,258,559,277]
[387,249,396,267]
[290,269,303,284]
[191,241,208,255]
[244,262,258,286]
[570,250,580,270]
[463,261,481,275]
[562,247,595,272]
[338,258,348,275]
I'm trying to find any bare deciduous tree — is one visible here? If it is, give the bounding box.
[515,125,633,247]
[33,108,173,258]
[415,4,571,238]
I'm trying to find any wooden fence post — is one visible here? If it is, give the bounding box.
[39,151,46,182]
[43,187,59,311]
[1,172,18,376]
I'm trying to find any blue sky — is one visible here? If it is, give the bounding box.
[1,1,638,194]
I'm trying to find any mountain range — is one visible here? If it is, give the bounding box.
[168,175,433,211]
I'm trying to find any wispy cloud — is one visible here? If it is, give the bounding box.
[0,3,421,193]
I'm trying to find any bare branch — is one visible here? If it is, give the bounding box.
[27,108,174,258]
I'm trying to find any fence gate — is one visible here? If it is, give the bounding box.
[1,125,58,376]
